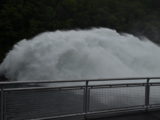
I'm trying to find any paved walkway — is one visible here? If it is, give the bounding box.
[94,111,160,120]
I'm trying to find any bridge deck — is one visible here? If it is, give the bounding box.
[93,111,160,120]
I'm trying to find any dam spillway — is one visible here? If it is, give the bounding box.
[1,28,160,81]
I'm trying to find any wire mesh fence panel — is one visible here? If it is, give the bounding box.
[89,86,145,112]
[150,85,160,105]
[4,88,84,120]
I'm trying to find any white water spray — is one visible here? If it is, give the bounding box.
[0,28,160,81]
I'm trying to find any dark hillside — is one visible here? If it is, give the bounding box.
[0,0,160,62]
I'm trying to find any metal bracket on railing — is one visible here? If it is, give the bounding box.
[145,78,150,111]
[84,80,90,120]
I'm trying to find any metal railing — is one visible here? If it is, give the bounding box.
[1,77,160,120]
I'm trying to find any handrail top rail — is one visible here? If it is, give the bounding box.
[0,77,160,85]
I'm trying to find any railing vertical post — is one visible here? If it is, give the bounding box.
[84,80,89,120]
[145,78,150,111]
[1,86,4,120]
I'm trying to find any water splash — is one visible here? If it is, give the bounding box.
[0,28,160,81]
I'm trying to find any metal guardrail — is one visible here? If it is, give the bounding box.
[1,77,160,120]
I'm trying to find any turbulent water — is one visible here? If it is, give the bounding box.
[0,28,160,81]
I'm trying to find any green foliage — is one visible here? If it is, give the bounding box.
[0,0,160,62]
